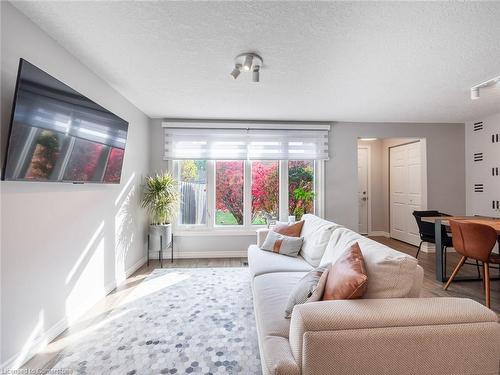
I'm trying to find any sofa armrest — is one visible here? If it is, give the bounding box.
[289,298,499,375]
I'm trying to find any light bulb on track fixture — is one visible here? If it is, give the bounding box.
[230,64,242,79]
[252,66,260,83]
[243,55,253,71]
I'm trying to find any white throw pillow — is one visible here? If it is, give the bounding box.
[261,230,304,257]
[284,264,330,318]
[320,227,418,298]
[299,214,342,267]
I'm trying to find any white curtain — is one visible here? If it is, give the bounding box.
[163,124,330,160]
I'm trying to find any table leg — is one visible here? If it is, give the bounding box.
[435,220,445,282]
[171,233,174,263]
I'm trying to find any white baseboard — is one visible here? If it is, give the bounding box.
[1,255,148,370]
[177,250,247,258]
[368,231,390,238]
[420,243,456,254]
[149,250,248,259]
[126,255,147,277]
[421,243,435,253]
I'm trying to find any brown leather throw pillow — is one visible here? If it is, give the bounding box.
[273,220,304,237]
[322,242,368,300]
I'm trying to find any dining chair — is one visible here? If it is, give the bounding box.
[412,210,453,259]
[445,220,500,308]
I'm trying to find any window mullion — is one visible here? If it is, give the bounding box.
[171,160,179,232]
[279,160,288,221]
[244,160,252,228]
[207,160,215,229]
[316,160,325,218]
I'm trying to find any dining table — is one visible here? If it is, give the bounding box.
[421,216,500,282]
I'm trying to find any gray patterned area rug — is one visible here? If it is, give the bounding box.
[53,267,261,375]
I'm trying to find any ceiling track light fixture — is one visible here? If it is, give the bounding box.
[230,52,263,82]
[470,75,500,100]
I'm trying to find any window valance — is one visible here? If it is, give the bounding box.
[163,121,330,160]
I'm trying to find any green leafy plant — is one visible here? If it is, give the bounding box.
[141,172,180,225]
[180,160,198,182]
[293,185,316,220]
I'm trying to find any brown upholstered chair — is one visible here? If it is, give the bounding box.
[445,220,500,308]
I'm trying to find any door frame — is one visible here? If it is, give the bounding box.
[388,139,428,243]
[357,144,372,234]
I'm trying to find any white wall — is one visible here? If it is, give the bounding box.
[1,3,150,367]
[465,112,500,217]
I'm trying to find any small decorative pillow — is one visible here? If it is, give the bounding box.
[261,230,303,257]
[273,220,304,237]
[285,265,330,318]
[322,242,368,300]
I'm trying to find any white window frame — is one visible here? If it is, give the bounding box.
[173,159,324,235]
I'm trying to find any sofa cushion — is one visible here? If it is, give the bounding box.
[320,228,418,298]
[253,272,307,339]
[248,245,313,278]
[300,214,342,267]
[323,242,368,300]
[261,230,304,257]
[274,220,304,237]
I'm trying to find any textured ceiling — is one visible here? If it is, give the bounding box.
[11,1,500,122]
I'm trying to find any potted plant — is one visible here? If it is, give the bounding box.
[293,185,316,221]
[141,172,180,253]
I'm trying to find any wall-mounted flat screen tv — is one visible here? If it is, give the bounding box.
[2,59,128,184]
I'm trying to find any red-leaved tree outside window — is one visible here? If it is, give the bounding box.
[215,161,244,225]
[251,161,279,224]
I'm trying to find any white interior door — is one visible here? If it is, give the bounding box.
[358,147,369,234]
[390,142,422,245]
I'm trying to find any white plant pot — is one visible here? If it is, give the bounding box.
[149,224,172,251]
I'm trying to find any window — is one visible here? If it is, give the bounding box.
[178,160,207,225]
[215,161,244,225]
[288,160,315,218]
[251,161,279,224]
[174,159,320,231]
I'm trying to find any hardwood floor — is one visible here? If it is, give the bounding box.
[21,239,498,371]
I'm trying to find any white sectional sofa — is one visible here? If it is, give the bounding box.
[248,214,500,375]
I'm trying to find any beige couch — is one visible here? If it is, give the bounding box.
[248,214,499,375]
